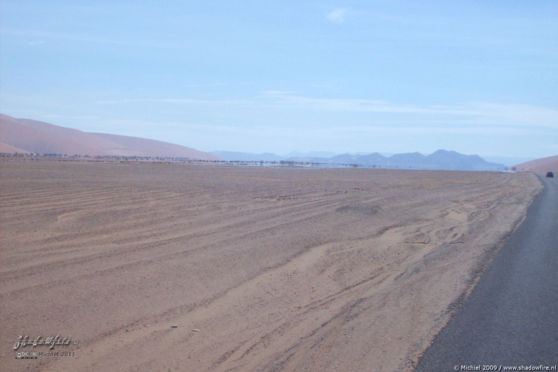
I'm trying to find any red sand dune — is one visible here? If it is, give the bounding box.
[514,155,558,174]
[0,113,220,160]
[0,142,30,154]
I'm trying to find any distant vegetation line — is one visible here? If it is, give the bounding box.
[0,153,364,168]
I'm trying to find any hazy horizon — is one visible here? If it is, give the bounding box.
[1,1,557,160]
[211,149,533,166]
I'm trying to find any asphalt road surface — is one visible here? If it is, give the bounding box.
[415,176,558,372]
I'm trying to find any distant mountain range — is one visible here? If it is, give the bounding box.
[0,113,220,160]
[213,150,507,171]
[0,113,526,171]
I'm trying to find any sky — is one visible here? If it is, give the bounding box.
[1,0,557,162]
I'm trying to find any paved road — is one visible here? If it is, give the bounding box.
[415,176,558,372]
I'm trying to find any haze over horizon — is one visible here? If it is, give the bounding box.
[1,1,557,160]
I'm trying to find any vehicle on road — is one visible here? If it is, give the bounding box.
[546,171,554,178]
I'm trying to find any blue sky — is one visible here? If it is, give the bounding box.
[1,0,557,162]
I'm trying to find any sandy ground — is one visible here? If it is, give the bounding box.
[0,161,541,372]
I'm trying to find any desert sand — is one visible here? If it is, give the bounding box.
[0,113,220,160]
[515,155,558,174]
[0,160,541,371]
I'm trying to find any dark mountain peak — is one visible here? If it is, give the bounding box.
[429,149,458,157]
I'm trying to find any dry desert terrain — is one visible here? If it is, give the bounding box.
[515,154,558,174]
[0,160,541,371]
